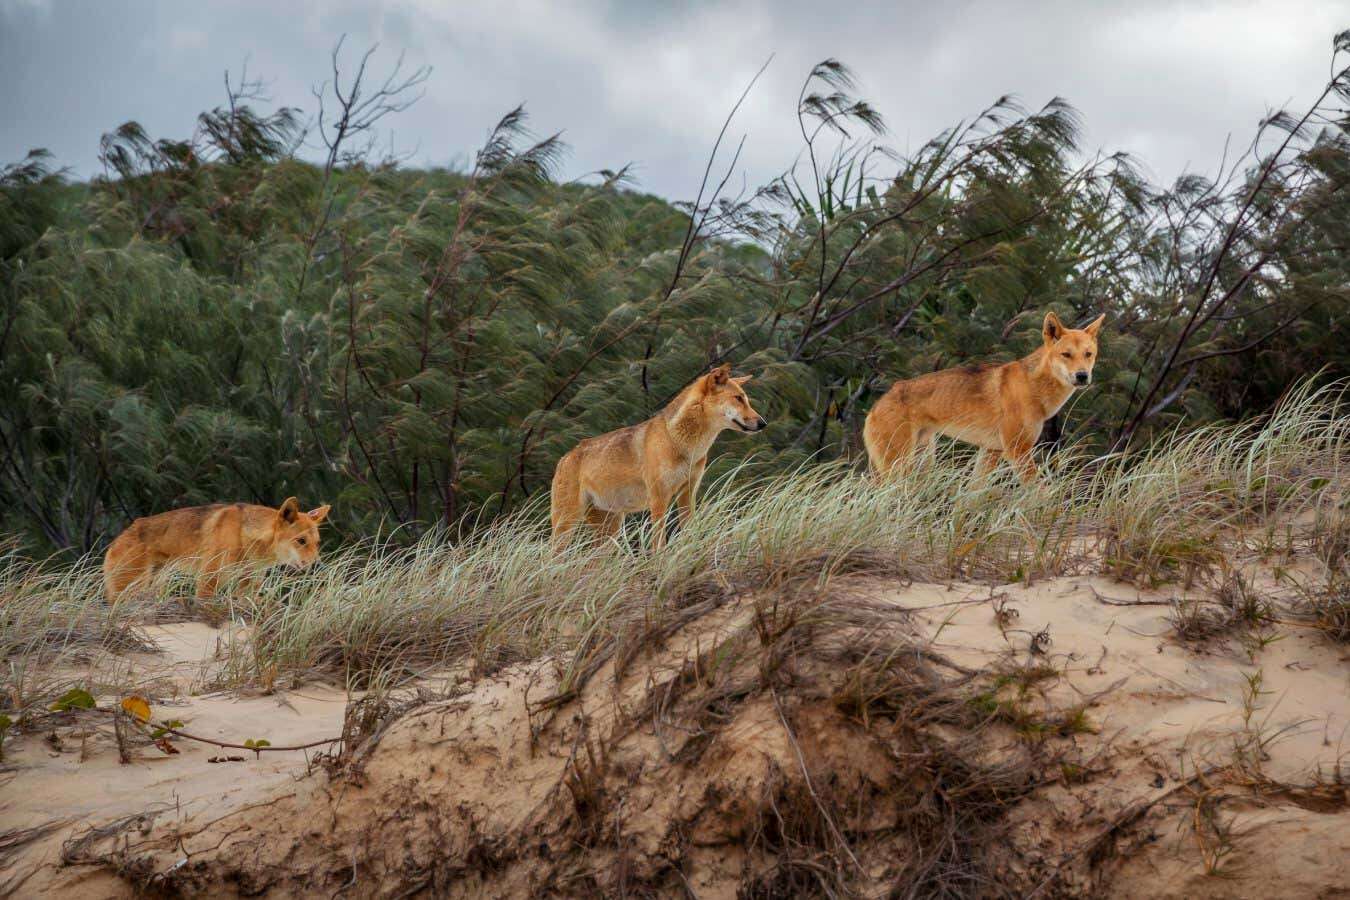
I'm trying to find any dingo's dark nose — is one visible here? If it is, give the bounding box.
[754,417,768,431]
[1074,371,1090,386]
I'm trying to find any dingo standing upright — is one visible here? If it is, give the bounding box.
[864,311,1104,482]
[102,498,331,604]
[550,364,767,550]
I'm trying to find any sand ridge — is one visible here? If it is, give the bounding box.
[3,572,1348,897]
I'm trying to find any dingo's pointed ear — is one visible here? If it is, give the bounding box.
[307,504,331,524]
[1042,311,1064,344]
[732,374,753,386]
[1083,313,1105,338]
[278,497,300,524]
[707,363,731,387]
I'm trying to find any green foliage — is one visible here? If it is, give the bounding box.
[1,44,1347,554]
[150,718,185,740]
[49,687,95,711]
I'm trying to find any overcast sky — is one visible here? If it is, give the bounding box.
[1,1,1345,200]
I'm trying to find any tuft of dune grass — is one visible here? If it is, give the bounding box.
[0,545,159,722]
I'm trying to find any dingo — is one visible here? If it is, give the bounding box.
[551,364,767,550]
[103,498,330,603]
[864,311,1103,481]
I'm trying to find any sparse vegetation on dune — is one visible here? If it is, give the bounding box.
[5,394,1347,895]
[218,379,1350,691]
[3,380,1344,716]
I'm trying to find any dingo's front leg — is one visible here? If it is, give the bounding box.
[999,420,1038,484]
[976,448,1003,478]
[646,481,674,550]
[676,456,708,527]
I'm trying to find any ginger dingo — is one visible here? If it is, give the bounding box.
[864,311,1103,482]
[103,498,330,603]
[551,364,767,550]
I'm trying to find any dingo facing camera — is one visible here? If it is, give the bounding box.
[864,311,1103,482]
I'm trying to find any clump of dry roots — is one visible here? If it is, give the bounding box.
[68,582,1059,898]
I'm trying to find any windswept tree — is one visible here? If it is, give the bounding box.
[0,34,1346,553]
[1109,31,1350,446]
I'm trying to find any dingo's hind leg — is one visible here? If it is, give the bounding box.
[550,452,585,552]
[865,416,922,481]
[976,448,1003,478]
[103,540,149,606]
[585,508,623,544]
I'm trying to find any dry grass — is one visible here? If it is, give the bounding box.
[1300,494,1350,642]
[1307,575,1350,642]
[1287,556,1350,644]
[1167,566,1277,645]
[0,547,162,724]
[734,596,1041,898]
[2,380,1347,708]
[224,379,1343,692]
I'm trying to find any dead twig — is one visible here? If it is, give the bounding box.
[0,817,74,868]
[87,707,342,756]
[1088,585,1173,607]
[770,686,864,877]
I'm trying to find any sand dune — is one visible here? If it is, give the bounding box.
[5,563,1347,898]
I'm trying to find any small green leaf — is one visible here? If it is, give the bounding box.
[150,719,184,739]
[50,688,96,712]
[243,738,271,749]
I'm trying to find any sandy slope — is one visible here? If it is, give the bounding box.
[1,623,352,897]
[884,575,1350,896]
[4,573,1348,897]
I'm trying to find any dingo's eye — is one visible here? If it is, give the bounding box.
[297,537,307,546]
[1061,352,1073,359]
[1085,351,1093,359]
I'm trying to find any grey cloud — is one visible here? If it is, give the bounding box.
[1,0,1343,200]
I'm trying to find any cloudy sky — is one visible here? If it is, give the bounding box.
[1,1,1345,200]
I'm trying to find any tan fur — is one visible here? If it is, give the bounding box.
[864,311,1104,482]
[102,497,331,604]
[551,364,767,550]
